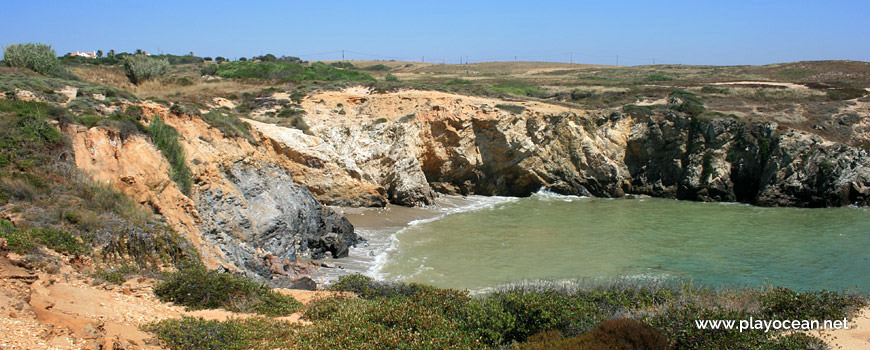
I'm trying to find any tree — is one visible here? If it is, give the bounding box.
[215,56,226,63]
[96,49,103,58]
[135,49,143,55]
[203,57,212,61]
[239,57,247,62]
[108,49,115,58]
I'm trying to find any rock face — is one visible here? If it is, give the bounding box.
[296,89,869,208]
[196,160,357,280]
[66,102,359,284]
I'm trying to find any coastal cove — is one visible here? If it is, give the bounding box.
[339,191,870,292]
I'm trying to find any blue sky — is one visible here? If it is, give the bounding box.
[2,0,868,66]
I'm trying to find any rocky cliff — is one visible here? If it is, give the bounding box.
[288,88,869,208]
[66,102,358,284]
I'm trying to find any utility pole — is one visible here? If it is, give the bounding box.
[616,55,619,66]
[342,50,344,61]
[515,56,517,61]
[570,52,573,64]
[466,56,468,65]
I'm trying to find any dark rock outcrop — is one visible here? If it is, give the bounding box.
[196,159,358,284]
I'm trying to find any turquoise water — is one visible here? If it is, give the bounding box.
[369,192,870,291]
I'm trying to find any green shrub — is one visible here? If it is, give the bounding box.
[760,287,866,320]
[495,104,526,114]
[385,73,398,82]
[123,55,169,85]
[329,274,436,299]
[329,61,356,69]
[445,78,472,85]
[668,89,706,116]
[0,219,34,253]
[0,220,87,255]
[700,86,730,94]
[201,109,255,143]
[644,73,674,82]
[362,64,390,71]
[148,117,193,195]
[200,63,218,76]
[148,317,299,350]
[827,87,867,101]
[3,43,61,77]
[570,89,594,100]
[301,296,479,350]
[154,267,302,316]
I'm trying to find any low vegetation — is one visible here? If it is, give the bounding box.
[148,274,865,349]
[200,108,256,144]
[215,61,375,83]
[148,116,193,195]
[153,267,302,316]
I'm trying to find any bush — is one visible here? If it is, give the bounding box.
[760,287,866,320]
[148,317,299,350]
[362,64,390,71]
[644,73,674,82]
[827,87,867,101]
[571,89,594,100]
[154,267,302,316]
[148,117,193,195]
[329,61,356,69]
[0,219,87,255]
[3,43,61,77]
[123,55,169,85]
[445,78,472,85]
[385,73,398,82]
[668,89,706,117]
[700,86,730,94]
[200,63,218,76]
[201,109,255,143]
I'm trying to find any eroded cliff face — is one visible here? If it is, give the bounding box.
[66,102,358,284]
[293,89,869,208]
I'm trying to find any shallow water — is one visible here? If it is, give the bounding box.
[335,191,870,291]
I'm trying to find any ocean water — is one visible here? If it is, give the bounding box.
[333,190,870,292]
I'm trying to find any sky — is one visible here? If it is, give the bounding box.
[2,0,869,66]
